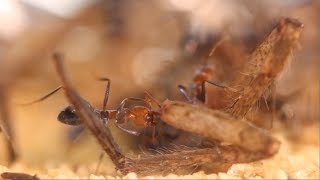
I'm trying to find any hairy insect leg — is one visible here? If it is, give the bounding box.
[161,100,280,156]
[226,18,303,117]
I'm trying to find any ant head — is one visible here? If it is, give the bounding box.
[57,106,82,125]
[193,66,215,85]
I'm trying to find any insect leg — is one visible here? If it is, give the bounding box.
[177,85,193,103]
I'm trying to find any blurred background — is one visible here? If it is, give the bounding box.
[0,0,318,176]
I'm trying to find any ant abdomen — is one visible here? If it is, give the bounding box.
[115,105,157,136]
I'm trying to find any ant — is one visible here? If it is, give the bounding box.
[51,51,283,176]
[177,35,236,106]
[25,54,162,138]
[57,79,160,137]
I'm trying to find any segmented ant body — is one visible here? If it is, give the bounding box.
[61,89,160,137]
[58,93,159,136]
[178,36,233,106]
[28,61,160,137]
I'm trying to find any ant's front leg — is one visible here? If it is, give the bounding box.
[199,80,230,103]
[177,85,195,104]
[115,107,140,136]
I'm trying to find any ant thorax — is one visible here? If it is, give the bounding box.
[193,65,216,85]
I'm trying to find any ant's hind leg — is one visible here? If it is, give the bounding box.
[178,85,194,103]
[115,123,141,136]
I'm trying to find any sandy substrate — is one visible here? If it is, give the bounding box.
[0,129,318,179]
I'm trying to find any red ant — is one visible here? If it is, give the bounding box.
[24,60,161,138]
[177,36,235,106]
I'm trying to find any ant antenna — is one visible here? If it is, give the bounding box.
[203,34,230,67]
[96,78,111,111]
[19,86,63,106]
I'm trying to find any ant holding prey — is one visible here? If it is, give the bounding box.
[25,54,161,140]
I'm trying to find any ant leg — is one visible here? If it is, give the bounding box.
[152,126,156,143]
[96,78,110,111]
[198,80,226,103]
[199,81,206,103]
[205,80,228,89]
[115,123,141,136]
[19,86,63,105]
[94,152,104,174]
[177,85,193,103]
